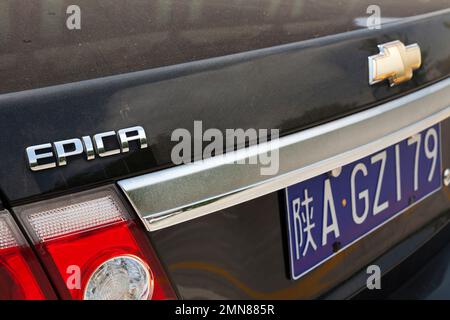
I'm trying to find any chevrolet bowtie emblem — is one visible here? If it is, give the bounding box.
[368,40,421,86]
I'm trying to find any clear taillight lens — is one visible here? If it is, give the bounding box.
[15,187,176,300]
[84,255,153,300]
[0,210,56,300]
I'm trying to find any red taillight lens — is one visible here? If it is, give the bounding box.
[16,187,176,300]
[0,210,56,300]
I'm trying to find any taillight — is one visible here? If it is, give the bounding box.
[15,187,176,300]
[0,210,56,300]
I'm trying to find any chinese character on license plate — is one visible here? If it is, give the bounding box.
[285,123,442,280]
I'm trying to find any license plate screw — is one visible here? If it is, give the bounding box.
[330,167,342,178]
[332,241,341,253]
[444,168,450,187]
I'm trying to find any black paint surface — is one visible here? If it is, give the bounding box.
[1,0,449,93]
[0,10,449,204]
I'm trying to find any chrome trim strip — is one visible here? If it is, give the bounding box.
[118,78,450,231]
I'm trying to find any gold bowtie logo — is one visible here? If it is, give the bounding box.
[368,40,421,86]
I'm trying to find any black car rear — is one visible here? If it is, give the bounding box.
[0,1,449,300]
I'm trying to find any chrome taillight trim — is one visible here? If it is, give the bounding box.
[118,77,450,231]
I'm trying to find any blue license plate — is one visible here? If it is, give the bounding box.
[285,123,442,279]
